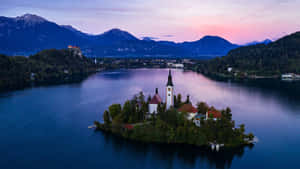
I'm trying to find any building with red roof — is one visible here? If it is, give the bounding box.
[206,110,222,120]
[178,103,198,120]
[148,88,162,114]
[68,45,83,58]
[124,124,134,130]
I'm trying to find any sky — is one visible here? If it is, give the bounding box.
[1,0,300,44]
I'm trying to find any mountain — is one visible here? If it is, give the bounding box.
[244,39,272,46]
[179,36,239,57]
[98,28,139,42]
[0,14,238,58]
[201,32,300,75]
[0,14,91,56]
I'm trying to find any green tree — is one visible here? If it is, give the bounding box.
[138,91,145,103]
[197,102,209,114]
[174,95,178,108]
[122,100,132,122]
[103,110,111,125]
[109,104,122,119]
[147,95,152,104]
[177,94,182,106]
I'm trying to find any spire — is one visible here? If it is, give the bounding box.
[155,88,158,94]
[166,69,174,86]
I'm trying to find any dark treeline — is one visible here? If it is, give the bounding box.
[190,32,300,77]
[0,49,97,91]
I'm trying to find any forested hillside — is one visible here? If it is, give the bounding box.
[0,49,96,90]
[195,32,300,77]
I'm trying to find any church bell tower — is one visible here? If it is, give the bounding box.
[166,69,174,109]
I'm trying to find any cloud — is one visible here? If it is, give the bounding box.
[162,35,174,37]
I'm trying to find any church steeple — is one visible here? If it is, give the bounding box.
[166,69,174,109]
[166,69,173,86]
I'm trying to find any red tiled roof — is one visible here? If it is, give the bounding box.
[68,45,80,49]
[124,124,134,130]
[207,111,222,118]
[149,94,162,104]
[178,104,198,113]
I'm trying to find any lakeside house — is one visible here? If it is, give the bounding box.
[193,114,206,127]
[178,103,198,120]
[206,110,222,120]
[281,73,300,81]
[192,110,222,127]
[68,45,83,58]
[167,63,184,69]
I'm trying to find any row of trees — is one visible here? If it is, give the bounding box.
[103,92,148,125]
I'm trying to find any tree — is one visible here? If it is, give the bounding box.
[122,100,132,122]
[147,95,152,104]
[109,104,122,119]
[140,102,148,119]
[197,102,209,114]
[103,110,111,125]
[173,95,177,108]
[138,91,145,103]
[185,95,190,104]
[157,103,166,115]
[159,108,178,127]
[177,94,182,106]
[247,133,255,141]
[223,107,232,120]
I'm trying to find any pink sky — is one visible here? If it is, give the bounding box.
[1,0,300,44]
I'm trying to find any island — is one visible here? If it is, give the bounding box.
[94,70,255,149]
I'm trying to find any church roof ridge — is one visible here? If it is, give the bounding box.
[166,69,174,86]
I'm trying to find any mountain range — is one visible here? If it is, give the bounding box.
[0,14,266,58]
[244,39,272,46]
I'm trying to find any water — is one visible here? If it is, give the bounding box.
[1,69,300,169]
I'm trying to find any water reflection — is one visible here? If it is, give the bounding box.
[101,132,254,169]
[99,69,133,80]
[204,75,300,115]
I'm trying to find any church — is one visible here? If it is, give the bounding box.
[148,69,174,114]
[148,69,219,126]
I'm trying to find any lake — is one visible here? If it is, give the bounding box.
[1,68,300,169]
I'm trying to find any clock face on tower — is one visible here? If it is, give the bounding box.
[168,88,171,91]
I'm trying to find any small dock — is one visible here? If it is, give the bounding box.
[209,142,224,152]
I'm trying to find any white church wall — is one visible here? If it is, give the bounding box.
[149,104,158,114]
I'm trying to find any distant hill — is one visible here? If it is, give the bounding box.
[200,32,300,75]
[0,14,239,58]
[179,36,239,56]
[244,39,272,46]
[0,48,96,90]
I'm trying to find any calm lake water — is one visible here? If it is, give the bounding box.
[1,69,300,169]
